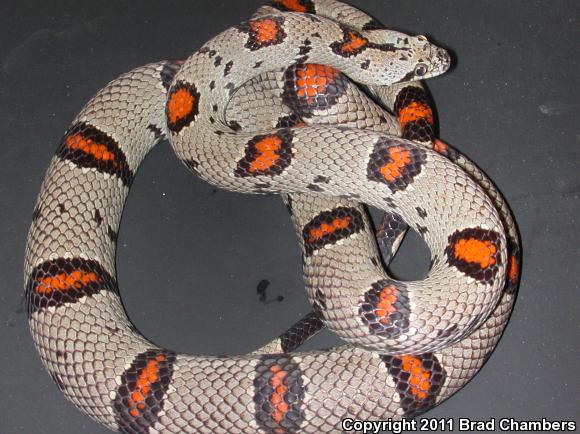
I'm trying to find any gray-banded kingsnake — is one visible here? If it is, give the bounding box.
[24,0,521,432]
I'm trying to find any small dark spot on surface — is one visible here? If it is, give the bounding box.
[429,254,440,268]
[306,183,324,192]
[437,324,458,339]
[362,19,384,31]
[225,82,236,96]
[313,175,329,184]
[416,207,427,219]
[57,204,66,214]
[32,205,42,221]
[212,104,218,112]
[215,130,224,136]
[416,224,429,235]
[304,14,321,23]
[209,80,215,90]
[257,279,270,303]
[384,197,397,208]
[49,372,66,392]
[361,59,370,70]
[208,49,216,57]
[228,120,242,131]
[224,60,234,76]
[214,56,222,66]
[147,123,165,141]
[311,32,321,38]
[93,209,103,226]
[254,60,263,68]
[256,279,284,304]
[106,324,120,334]
[107,225,118,242]
[184,158,200,176]
[298,39,312,55]
[378,115,388,124]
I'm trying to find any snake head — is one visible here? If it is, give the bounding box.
[360,30,451,84]
[397,34,451,82]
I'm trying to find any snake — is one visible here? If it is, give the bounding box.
[24,1,521,433]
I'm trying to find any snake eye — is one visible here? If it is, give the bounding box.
[414,63,428,77]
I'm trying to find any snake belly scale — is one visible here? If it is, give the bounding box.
[24,1,520,433]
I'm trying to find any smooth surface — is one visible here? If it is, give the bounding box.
[1,1,578,433]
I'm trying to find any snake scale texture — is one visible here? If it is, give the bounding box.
[24,1,521,433]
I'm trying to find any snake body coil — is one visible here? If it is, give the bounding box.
[25,1,520,433]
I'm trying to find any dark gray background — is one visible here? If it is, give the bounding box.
[1,1,578,433]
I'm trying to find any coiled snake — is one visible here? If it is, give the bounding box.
[24,1,521,432]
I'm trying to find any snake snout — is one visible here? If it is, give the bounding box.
[430,46,451,75]
[438,48,451,72]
